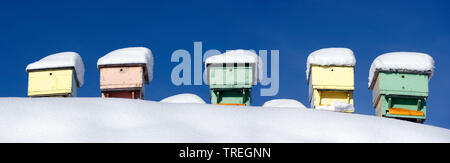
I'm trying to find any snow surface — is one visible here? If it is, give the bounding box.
[26,52,85,87]
[160,93,206,104]
[205,49,263,82]
[0,98,449,143]
[369,52,435,88]
[315,102,355,112]
[97,47,154,82]
[262,99,306,108]
[306,48,356,80]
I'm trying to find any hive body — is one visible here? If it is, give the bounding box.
[371,72,428,122]
[309,65,355,112]
[99,66,145,99]
[28,68,78,97]
[207,64,253,106]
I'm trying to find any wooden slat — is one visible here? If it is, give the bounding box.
[389,108,424,116]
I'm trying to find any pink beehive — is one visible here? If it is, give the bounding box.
[97,47,153,99]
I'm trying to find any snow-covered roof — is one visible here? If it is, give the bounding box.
[205,50,260,64]
[1,98,449,143]
[26,52,85,87]
[160,93,206,104]
[369,52,434,88]
[205,49,263,83]
[262,99,306,108]
[97,47,154,83]
[306,48,356,80]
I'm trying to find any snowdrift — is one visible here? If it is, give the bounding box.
[262,99,306,108]
[160,93,206,104]
[0,98,448,143]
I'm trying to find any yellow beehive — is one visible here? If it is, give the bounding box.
[309,65,354,112]
[307,48,356,112]
[309,65,354,90]
[26,52,85,97]
[27,68,78,97]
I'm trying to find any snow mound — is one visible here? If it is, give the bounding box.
[26,52,85,87]
[0,98,449,143]
[205,49,263,83]
[369,52,434,88]
[262,99,306,108]
[97,47,154,83]
[306,48,356,80]
[315,102,355,112]
[160,93,206,104]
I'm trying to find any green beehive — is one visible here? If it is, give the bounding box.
[205,50,260,106]
[371,72,429,123]
[369,52,434,123]
[208,64,253,106]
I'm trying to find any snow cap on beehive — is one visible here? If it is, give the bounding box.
[306,48,356,81]
[26,52,85,87]
[205,49,263,84]
[368,52,434,88]
[97,47,154,83]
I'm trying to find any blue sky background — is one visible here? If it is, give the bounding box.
[1,0,449,129]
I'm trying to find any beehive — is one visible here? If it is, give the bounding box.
[205,50,261,106]
[307,48,356,112]
[26,52,84,97]
[28,68,78,97]
[97,47,153,100]
[208,65,253,105]
[99,65,146,99]
[369,52,434,123]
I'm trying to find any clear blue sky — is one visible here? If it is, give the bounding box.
[1,0,449,128]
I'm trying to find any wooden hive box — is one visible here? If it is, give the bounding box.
[26,52,84,97]
[370,71,429,122]
[368,52,434,123]
[99,64,148,99]
[97,47,153,100]
[206,63,254,106]
[27,68,79,97]
[205,50,261,106]
[308,65,355,112]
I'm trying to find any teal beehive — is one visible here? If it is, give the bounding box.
[205,50,261,106]
[369,52,434,123]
